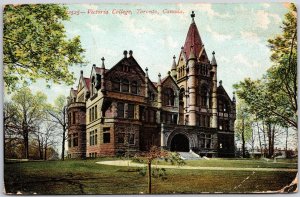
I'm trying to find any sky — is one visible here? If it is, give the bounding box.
[26,2,289,104]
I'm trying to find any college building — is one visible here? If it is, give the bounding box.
[67,11,236,158]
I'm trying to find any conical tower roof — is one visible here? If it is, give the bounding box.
[183,11,203,58]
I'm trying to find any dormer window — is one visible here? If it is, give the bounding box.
[112,78,120,91]
[131,81,138,94]
[121,79,129,92]
[164,88,175,106]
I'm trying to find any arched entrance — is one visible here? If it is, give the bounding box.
[170,134,189,152]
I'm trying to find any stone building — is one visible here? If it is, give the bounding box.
[67,11,236,158]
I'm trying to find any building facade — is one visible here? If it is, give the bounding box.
[67,11,236,158]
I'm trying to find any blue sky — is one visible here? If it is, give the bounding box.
[28,2,289,103]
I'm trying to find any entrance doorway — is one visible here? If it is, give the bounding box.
[170,134,189,152]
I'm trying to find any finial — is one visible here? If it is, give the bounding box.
[158,73,161,78]
[129,50,133,57]
[219,80,222,86]
[80,70,83,75]
[173,55,176,59]
[123,50,128,58]
[191,11,195,23]
[233,92,236,102]
[145,67,148,77]
[93,64,96,67]
[101,57,105,68]
[181,46,184,50]
[211,51,217,65]
[168,71,171,75]
[212,51,215,55]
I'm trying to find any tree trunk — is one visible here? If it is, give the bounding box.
[61,125,66,160]
[262,121,267,157]
[44,145,47,160]
[267,123,275,158]
[148,161,152,194]
[242,118,245,158]
[23,130,29,159]
[285,127,288,158]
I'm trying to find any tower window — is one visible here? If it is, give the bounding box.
[112,78,120,91]
[127,104,134,119]
[164,88,175,106]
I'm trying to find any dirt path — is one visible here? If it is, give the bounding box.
[96,160,298,172]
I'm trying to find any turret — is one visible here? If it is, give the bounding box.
[211,51,218,128]
[187,46,197,126]
[100,57,106,92]
[157,73,162,109]
[171,55,177,79]
[145,67,149,99]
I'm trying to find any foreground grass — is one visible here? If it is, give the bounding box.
[4,158,297,194]
[152,158,298,169]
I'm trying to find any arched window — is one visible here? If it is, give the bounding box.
[112,78,120,91]
[164,88,175,106]
[131,81,138,94]
[201,86,208,107]
[121,79,129,92]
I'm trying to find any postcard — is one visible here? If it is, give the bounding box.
[3,2,298,194]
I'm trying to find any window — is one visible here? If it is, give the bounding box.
[172,114,178,124]
[122,79,129,92]
[95,105,97,120]
[73,133,78,147]
[128,133,135,145]
[219,119,230,131]
[201,86,208,107]
[131,81,138,94]
[127,104,134,119]
[117,102,125,118]
[89,109,92,122]
[72,112,76,124]
[90,130,97,146]
[68,113,71,125]
[118,133,125,144]
[112,78,120,91]
[218,99,229,112]
[199,134,212,149]
[205,134,212,148]
[103,128,110,143]
[164,88,175,106]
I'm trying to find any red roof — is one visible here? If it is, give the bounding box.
[84,77,90,90]
[183,22,203,58]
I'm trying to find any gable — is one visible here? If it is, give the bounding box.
[161,75,179,91]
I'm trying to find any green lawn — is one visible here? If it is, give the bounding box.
[152,158,298,169]
[4,158,297,194]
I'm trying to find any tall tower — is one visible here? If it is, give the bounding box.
[211,51,218,128]
[187,47,197,126]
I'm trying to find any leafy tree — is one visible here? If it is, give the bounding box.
[234,100,253,157]
[47,95,68,160]
[9,87,48,159]
[3,4,85,92]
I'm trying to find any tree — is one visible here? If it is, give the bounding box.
[9,87,48,159]
[138,146,185,194]
[47,95,68,160]
[234,100,253,157]
[3,4,85,92]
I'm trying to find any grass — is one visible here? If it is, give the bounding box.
[4,158,298,194]
[152,158,298,169]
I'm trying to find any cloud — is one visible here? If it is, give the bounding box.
[206,26,232,42]
[262,3,270,8]
[85,23,106,34]
[159,36,179,49]
[233,54,260,68]
[240,31,261,44]
[117,15,154,37]
[255,10,281,29]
